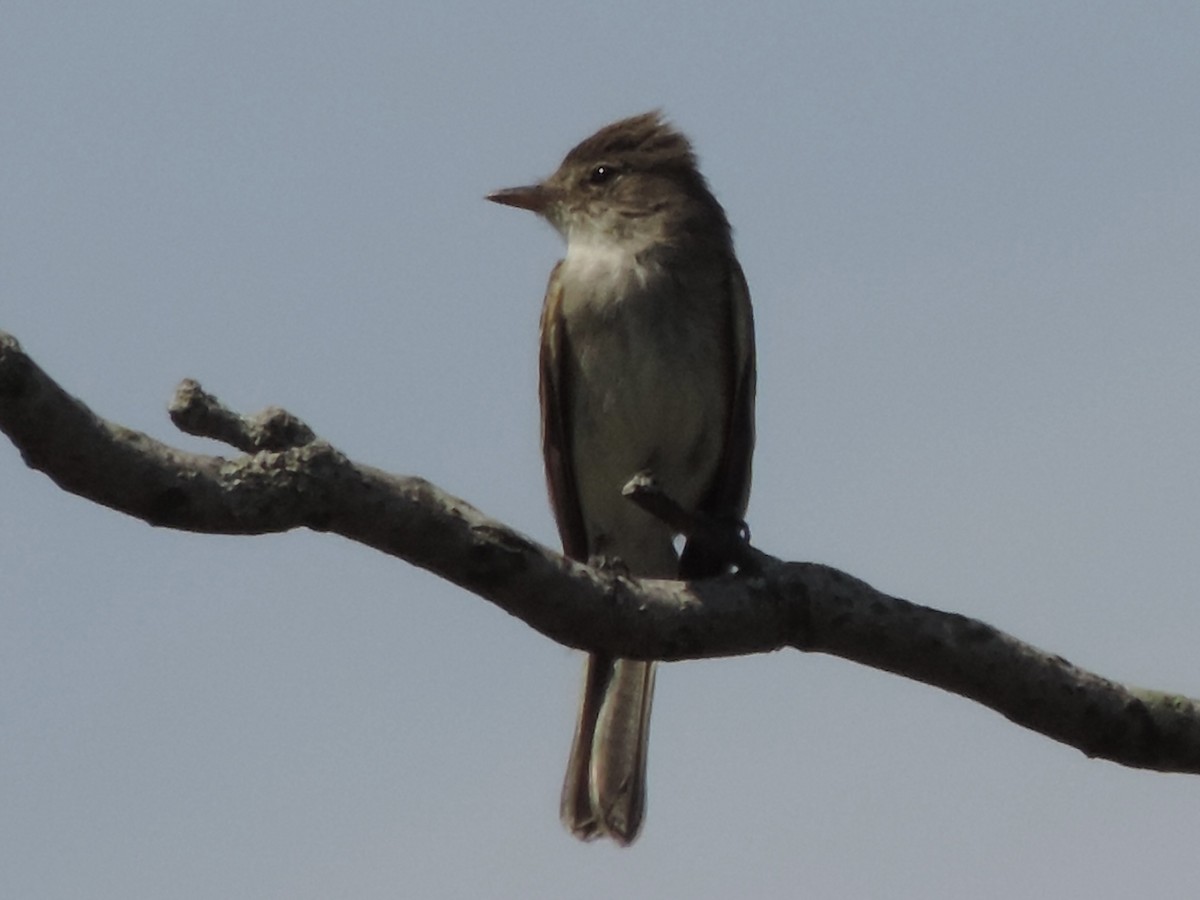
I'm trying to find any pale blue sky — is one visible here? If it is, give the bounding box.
[3,3,1199,898]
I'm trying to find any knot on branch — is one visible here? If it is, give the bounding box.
[621,471,770,575]
[169,379,316,452]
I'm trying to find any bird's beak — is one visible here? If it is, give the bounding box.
[486,183,551,214]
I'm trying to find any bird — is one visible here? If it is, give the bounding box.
[487,111,755,845]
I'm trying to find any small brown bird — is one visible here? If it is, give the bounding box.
[488,112,755,845]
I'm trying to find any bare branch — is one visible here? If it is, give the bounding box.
[3,328,1199,776]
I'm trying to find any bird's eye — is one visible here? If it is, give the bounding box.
[588,164,617,185]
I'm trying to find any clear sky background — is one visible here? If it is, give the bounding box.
[3,3,1199,898]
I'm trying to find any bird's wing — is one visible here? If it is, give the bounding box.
[539,261,588,561]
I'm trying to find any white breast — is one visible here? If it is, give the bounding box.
[561,230,653,297]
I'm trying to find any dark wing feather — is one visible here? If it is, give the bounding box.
[701,258,755,519]
[680,259,756,578]
[539,262,588,561]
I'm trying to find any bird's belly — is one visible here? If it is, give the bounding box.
[564,309,726,574]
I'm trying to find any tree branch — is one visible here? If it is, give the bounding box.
[3,328,1199,774]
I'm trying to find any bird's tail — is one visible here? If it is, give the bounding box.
[560,654,656,845]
